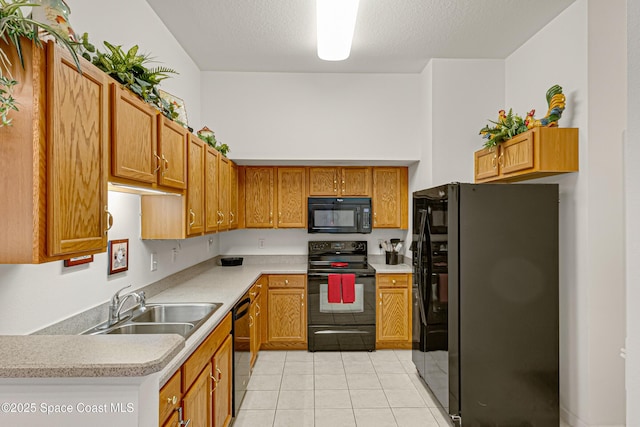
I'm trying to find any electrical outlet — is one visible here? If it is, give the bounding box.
[258,238,265,249]
[171,248,178,263]
[207,238,214,252]
[150,252,158,271]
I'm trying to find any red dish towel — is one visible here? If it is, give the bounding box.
[328,274,342,303]
[342,274,356,304]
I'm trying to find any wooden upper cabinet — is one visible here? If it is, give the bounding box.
[308,167,371,196]
[218,156,231,231]
[47,41,109,257]
[205,147,220,233]
[341,167,372,196]
[277,167,306,228]
[187,135,205,236]
[474,127,579,183]
[244,167,275,228]
[229,161,239,229]
[0,39,109,263]
[372,167,408,229]
[110,84,159,184]
[158,116,188,189]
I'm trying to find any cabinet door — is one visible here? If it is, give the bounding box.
[474,146,500,182]
[205,147,219,233]
[159,370,181,426]
[372,167,403,228]
[277,167,306,228]
[377,287,410,343]
[110,84,159,183]
[212,335,233,427]
[182,365,212,427]
[229,162,239,229]
[244,167,275,228]
[187,135,205,236]
[47,42,109,256]
[308,167,338,196]
[218,156,230,231]
[500,132,535,175]
[268,289,306,343]
[341,167,371,196]
[158,116,187,189]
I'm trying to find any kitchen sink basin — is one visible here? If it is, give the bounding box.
[104,322,194,336]
[82,302,224,338]
[130,303,222,324]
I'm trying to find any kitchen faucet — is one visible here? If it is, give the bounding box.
[108,285,146,326]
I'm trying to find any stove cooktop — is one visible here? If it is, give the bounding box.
[307,240,376,275]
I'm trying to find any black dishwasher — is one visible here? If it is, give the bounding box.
[232,292,251,416]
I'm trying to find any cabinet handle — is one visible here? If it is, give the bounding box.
[220,212,225,222]
[257,284,262,289]
[217,211,222,224]
[250,291,257,297]
[392,279,396,284]
[269,212,273,225]
[161,154,168,176]
[105,206,113,234]
[216,367,223,381]
[498,153,504,167]
[177,407,191,427]
[373,212,377,225]
[230,211,235,224]
[284,279,289,285]
[491,154,497,169]
[167,395,177,405]
[278,212,282,224]
[188,209,196,227]
[256,303,261,316]
[210,373,218,394]
[249,315,254,327]
[342,180,346,193]
[153,152,162,173]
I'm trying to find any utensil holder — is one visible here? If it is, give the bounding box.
[385,251,399,265]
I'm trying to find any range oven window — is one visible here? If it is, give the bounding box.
[319,283,364,313]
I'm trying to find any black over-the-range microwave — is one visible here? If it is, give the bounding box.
[307,197,372,234]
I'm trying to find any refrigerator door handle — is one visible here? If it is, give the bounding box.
[416,209,430,326]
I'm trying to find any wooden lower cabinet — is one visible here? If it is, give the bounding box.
[159,312,232,427]
[212,335,233,427]
[264,275,307,349]
[182,365,212,427]
[376,273,412,349]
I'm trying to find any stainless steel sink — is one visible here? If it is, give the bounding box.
[82,302,223,338]
[104,322,194,335]
[130,303,222,324]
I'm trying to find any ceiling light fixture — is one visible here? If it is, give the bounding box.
[316,0,360,61]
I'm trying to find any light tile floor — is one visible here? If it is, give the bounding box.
[235,349,573,427]
[233,349,452,427]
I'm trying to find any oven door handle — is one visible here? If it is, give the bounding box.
[313,330,371,335]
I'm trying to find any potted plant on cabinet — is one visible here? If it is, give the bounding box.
[0,0,80,126]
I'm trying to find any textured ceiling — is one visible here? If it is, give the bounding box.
[146,0,575,73]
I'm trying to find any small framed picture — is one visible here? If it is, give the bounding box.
[159,89,189,128]
[108,239,129,275]
[64,255,93,267]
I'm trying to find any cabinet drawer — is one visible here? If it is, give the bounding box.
[159,370,181,425]
[268,275,305,288]
[182,312,232,390]
[377,274,410,288]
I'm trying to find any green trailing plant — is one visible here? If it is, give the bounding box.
[1,0,81,127]
[197,129,230,156]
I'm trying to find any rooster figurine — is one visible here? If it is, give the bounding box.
[526,85,566,129]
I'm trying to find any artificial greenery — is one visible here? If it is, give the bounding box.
[197,129,230,156]
[0,0,81,127]
[75,36,180,123]
[479,108,528,149]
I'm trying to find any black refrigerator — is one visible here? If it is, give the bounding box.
[412,183,559,426]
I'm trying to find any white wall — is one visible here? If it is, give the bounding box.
[0,0,215,334]
[506,1,626,425]
[430,59,505,186]
[626,0,640,424]
[200,72,423,163]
